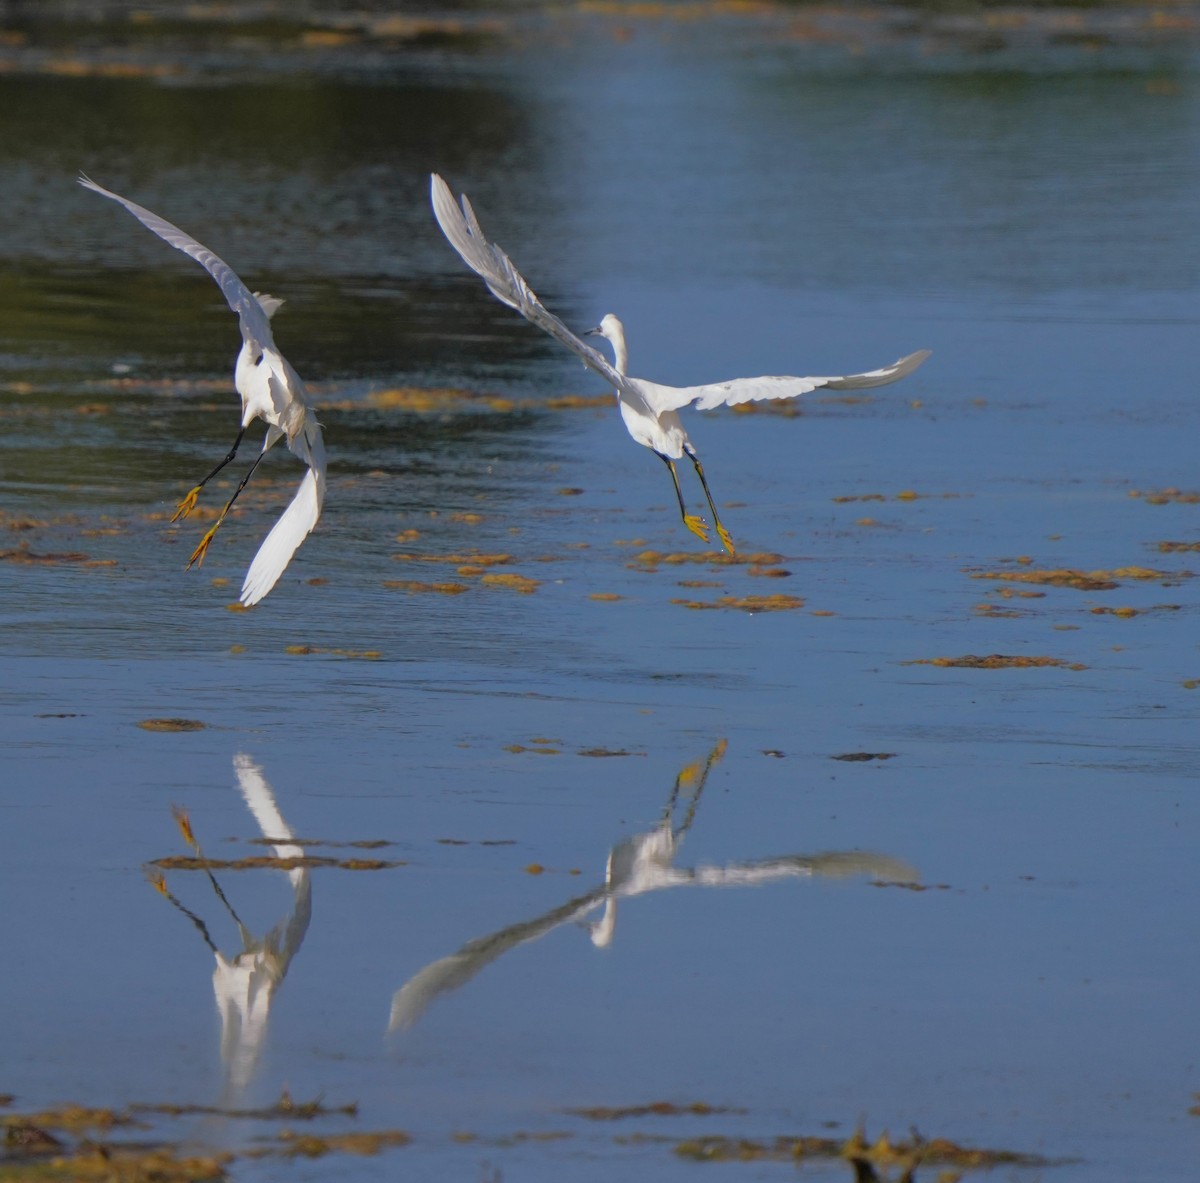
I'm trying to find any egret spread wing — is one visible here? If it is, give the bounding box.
[388,885,607,1032]
[239,414,326,607]
[79,175,277,352]
[644,349,932,413]
[430,174,635,398]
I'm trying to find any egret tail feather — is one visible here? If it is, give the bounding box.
[239,464,324,606]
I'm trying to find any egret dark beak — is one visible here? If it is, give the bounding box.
[585,326,602,337]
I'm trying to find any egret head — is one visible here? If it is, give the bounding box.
[585,314,628,374]
[585,313,623,342]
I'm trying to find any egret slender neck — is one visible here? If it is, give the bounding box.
[605,317,628,375]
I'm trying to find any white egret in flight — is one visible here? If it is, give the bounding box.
[431,173,930,554]
[79,176,326,605]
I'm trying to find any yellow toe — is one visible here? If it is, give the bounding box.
[683,514,710,544]
[186,525,220,570]
[715,523,736,555]
[172,486,203,523]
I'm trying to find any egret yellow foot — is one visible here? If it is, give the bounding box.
[683,514,710,544]
[715,522,736,556]
[172,485,203,522]
[186,521,223,570]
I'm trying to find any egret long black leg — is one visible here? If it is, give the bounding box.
[656,451,709,544]
[172,805,248,931]
[684,444,735,555]
[173,426,247,522]
[186,447,268,570]
[148,872,220,955]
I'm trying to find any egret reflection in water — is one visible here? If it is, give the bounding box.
[149,754,311,1099]
[388,741,916,1033]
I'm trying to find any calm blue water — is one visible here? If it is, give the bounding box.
[1,5,1199,1181]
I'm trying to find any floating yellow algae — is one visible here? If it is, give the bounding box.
[971,568,1115,590]
[383,580,469,595]
[504,744,560,755]
[974,603,1024,618]
[134,1091,356,1121]
[284,646,381,659]
[569,1101,740,1120]
[301,29,360,47]
[0,546,92,564]
[557,487,585,496]
[1157,540,1200,552]
[151,854,403,871]
[270,1130,411,1159]
[3,1120,63,1152]
[1129,487,1200,504]
[677,579,724,588]
[395,528,421,542]
[1090,606,1140,617]
[21,1145,229,1180]
[994,586,1045,599]
[588,592,623,601]
[392,551,513,566]
[0,1105,136,1133]
[359,386,477,412]
[631,549,785,568]
[1105,565,1173,580]
[577,748,639,757]
[906,655,1086,670]
[834,491,962,503]
[672,1128,1050,1169]
[672,594,804,612]
[545,394,611,409]
[137,718,205,732]
[225,601,251,613]
[482,573,540,593]
[747,566,790,578]
[524,864,545,875]
[729,400,801,417]
[831,752,897,762]
[448,512,484,524]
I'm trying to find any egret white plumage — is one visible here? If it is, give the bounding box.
[79,176,326,605]
[431,173,930,554]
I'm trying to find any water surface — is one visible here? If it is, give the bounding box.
[1,4,1199,1181]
